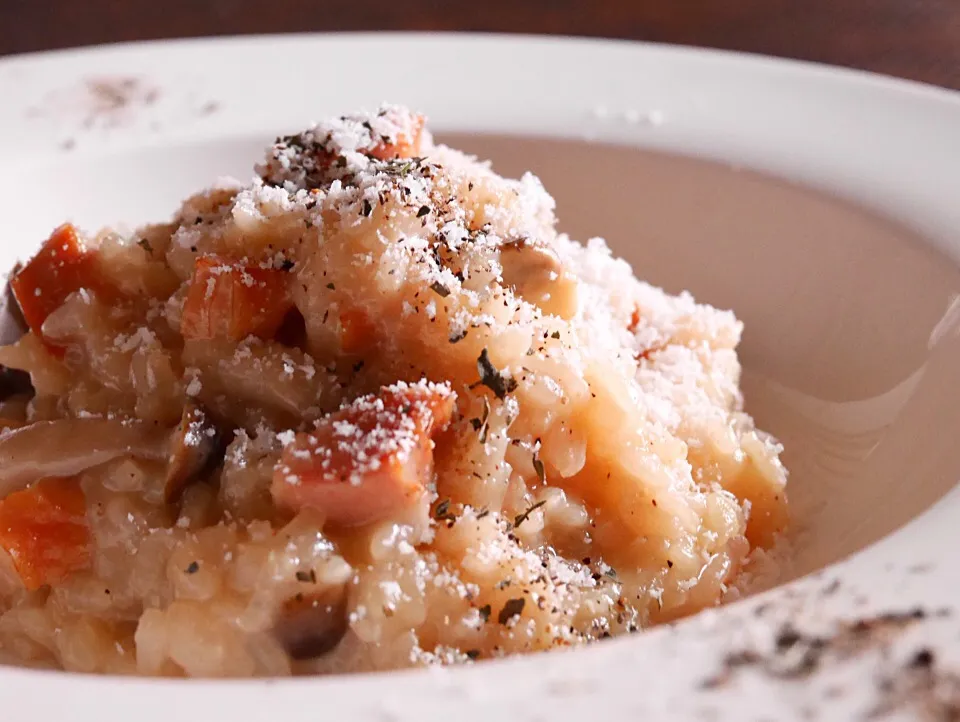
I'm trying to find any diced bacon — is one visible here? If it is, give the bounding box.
[180,255,293,341]
[10,225,103,352]
[368,114,424,161]
[0,477,90,591]
[272,382,455,527]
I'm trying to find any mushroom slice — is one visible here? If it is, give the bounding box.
[0,270,28,348]
[498,239,578,319]
[0,366,33,402]
[163,403,229,503]
[0,418,169,499]
[0,276,33,403]
[274,583,349,660]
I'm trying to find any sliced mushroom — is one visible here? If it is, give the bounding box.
[274,583,349,660]
[163,402,230,503]
[0,418,169,499]
[0,366,33,402]
[0,272,28,348]
[0,278,33,402]
[499,239,578,319]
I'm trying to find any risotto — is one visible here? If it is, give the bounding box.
[0,105,788,676]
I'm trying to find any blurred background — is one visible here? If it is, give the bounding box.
[1,0,959,89]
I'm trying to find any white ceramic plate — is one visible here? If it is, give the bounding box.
[2,33,960,721]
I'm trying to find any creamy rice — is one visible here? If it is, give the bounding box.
[0,105,788,676]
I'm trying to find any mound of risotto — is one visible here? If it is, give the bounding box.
[0,106,787,676]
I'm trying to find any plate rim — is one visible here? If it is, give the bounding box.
[3,30,960,102]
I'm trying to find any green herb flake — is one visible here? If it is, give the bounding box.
[469,396,491,443]
[532,451,546,485]
[434,498,456,523]
[498,598,526,625]
[475,348,518,400]
[513,500,547,529]
[326,282,336,290]
[388,158,418,177]
[480,398,491,442]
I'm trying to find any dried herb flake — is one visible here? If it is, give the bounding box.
[469,396,492,443]
[513,500,546,529]
[184,561,199,574]
[296,569,317,583]
[434,498,456,523]
[498,598,525,625]
[430,281,451,298]
[532,451,546,485]
[475,348,517,399]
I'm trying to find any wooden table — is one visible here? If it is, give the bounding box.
[2,0,959,89]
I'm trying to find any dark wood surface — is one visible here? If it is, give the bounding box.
[2,0,960,89]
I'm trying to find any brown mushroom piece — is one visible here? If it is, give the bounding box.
[0,273,28,348]
[0,418,170,498]
[163,402,230,503]
[274,583,349,660]
[0,366,33,403]
[0,278,33,403]
[498,239,578,319]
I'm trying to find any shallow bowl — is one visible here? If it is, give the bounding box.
[1,33,959,721]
